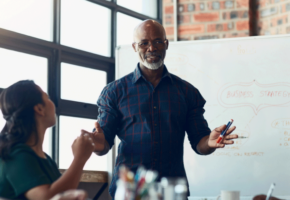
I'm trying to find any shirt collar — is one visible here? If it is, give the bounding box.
[132,63,173,84]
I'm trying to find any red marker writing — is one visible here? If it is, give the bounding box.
[216,119,234,144]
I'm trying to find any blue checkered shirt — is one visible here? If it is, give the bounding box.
[97,64,211,198]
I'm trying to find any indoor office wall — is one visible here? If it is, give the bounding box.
[163,0,290,40]
[258,0,290,35]
[163,0,250,40]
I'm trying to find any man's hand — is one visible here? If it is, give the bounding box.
[81,122,106,153]
[208,124,237,148]
[197,124,238,155]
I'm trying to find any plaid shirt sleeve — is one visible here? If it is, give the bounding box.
[97,84,120,148]
[185,85,211,154]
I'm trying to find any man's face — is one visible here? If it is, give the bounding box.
[132,22,169,70]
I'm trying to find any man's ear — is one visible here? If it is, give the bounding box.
[132,43,137,52]
[165,39,169,50]
[34,104,45,117]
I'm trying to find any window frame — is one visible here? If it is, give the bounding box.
[0,0,163,169]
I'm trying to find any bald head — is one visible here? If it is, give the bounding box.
[132,20,169,71]
[133,20,166,42]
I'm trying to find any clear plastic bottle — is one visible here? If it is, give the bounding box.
[115,180,126,200]
[174,178,188,200]
[160,178,175,200]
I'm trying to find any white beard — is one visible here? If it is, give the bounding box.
[141,58,163,70]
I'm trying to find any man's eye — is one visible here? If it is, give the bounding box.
[140,42,148,46]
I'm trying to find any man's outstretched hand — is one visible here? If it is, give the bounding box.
[208,124,238,148]
[81,122,106,153]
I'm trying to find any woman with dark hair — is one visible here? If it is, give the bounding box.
[0,80,95,200]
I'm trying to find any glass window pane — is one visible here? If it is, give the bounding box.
[61,63,107,105]
[0,47,51,156]
[61,0,111,56]
[0,0,53,41]
[117,0,157,18]
[43,128,52,156]
[0,117,52,156]
[117,13,142,46]
[0,48,48,91]
[59,116,107,171]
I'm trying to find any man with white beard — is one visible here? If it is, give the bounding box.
[83,20,238,199]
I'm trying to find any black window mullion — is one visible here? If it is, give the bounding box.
[116,6,154,21]
[107,63,115,84]
[53,0,61,44]
[61,50,113,70]
[50,0,61,165]
[0,29,53,58]
[52,116,60,166]
[87,0,159,21]
[111,7,117,58]
[58,100,99,120]
[157,0,163,24]
[49,49,61,164]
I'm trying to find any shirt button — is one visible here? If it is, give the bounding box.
[154,106,156,109]
[155,124,157,126]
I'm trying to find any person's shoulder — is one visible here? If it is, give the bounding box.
[103,71,135,92]
[44,153,61,175]
[9,143,34,157]
[44,153,57,166]
[1,144,35,168]
[170,73,198,92]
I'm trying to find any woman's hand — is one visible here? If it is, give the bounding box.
[71,133,95,163]
[81,122,106,153]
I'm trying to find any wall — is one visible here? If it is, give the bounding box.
[163,0,250,40]
[163,0,290,40]
[258,0,290,35]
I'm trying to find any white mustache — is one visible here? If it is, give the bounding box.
[145,54,161,59]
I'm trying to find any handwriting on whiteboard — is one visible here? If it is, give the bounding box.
[217,81,290,114]
[212,152,264,157]
[222,130,250,151]
[230,45,256,55]
[272,118,290,129]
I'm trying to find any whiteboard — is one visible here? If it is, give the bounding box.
[115,35,290,198]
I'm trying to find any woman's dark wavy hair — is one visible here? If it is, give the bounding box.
[0,80,44,160]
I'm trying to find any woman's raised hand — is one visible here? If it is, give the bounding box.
[71,133,95,163]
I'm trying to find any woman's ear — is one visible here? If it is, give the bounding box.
[34,104,45,117]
